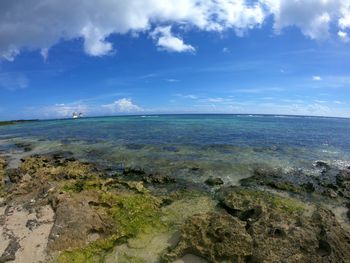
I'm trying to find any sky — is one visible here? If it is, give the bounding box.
[0,0,350,120]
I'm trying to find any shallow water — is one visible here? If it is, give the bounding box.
[1,114,350,184]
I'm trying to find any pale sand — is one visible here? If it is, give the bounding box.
[0,201,54,263]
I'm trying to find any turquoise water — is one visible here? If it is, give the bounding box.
[1,114,350,184]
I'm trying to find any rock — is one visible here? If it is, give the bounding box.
[6,168,22,184]
[0,238,20,262]
[123,167,146,177]
[314,161,331,172]
[165,187,350,262]
[253,166,282,178]
[302,182,316,193]
[204,177,224,187]
[162,212,253,263]
[323,189,338,198]
[338,169,350,181]
[47,192,116,251]
[142,174,176,184]
[26,219,40,230]
[123,181,148,193]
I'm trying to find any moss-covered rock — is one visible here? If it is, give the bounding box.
[104,192,166,237]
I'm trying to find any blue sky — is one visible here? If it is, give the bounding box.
[0,0,350,120]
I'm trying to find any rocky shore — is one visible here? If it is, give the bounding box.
[0,149,350,262]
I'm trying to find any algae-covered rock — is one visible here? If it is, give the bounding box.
[20,154,99,180]
[165,187,350,263]
[163,212,253,263]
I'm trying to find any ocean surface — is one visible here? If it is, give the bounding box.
[1,114,350,185]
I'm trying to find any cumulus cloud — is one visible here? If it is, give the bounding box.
[102,98,143,113]
[1,0,350,60]
[150,26,195,53]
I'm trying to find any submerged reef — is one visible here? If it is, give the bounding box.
[0,151,350,263]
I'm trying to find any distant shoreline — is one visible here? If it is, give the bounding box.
[0,120,38,126]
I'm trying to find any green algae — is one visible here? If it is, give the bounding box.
[57,182,167,262]
[62,179,104,193]
[108,193,166,237]
[227,188,305,214]
[56,235,123,263]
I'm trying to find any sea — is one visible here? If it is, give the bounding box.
[1,114,350,185]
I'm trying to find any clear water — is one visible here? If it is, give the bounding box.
[1,114,350,185]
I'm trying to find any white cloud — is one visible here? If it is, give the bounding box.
[263,0,350,39]
[102,98,143,113]
[338,30,350,42]
[81,23,114,56]
[1,0,350,61]
[150,26,195,53]
[312,75,322,81]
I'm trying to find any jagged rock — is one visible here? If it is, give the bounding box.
[163,212,253,263]
[204,177,224,186]
[165,187,350,263]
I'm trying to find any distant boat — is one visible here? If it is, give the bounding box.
[72,112,83,119]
